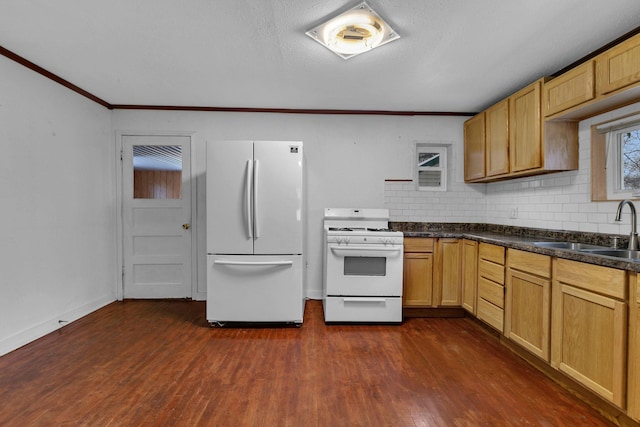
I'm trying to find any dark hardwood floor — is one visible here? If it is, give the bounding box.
[0,300,619,426]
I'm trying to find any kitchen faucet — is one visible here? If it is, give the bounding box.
[615,199,639,250]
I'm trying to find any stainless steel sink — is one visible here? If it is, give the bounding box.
[533,241,608,250]
[580,249,640,260]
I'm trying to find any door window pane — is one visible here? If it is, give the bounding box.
[133,145,182,199]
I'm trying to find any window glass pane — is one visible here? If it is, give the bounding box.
[418,152,440,168]
[622,130,640,191]
[133,145,182,199]
[418,170,442,187]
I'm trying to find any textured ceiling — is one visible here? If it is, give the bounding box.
[1,0,640,113]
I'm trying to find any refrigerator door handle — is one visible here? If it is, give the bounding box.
[253,159,260,238]
[245,160,253,239]
[213,260,293,266]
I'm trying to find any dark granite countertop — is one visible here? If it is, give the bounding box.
[390,222,640,273]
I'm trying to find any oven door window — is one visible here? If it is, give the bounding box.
[344,256,386,276]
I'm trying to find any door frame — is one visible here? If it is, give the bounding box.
[114,130,198,301]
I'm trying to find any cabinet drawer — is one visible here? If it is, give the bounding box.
[556,258,627,300]
[508,249,551,278]
[479,243,505,265]
[479,259,504,285]
[544,60,595,116]
[478,277,504,308]
[404,238,435,253]
[477,298,504,331]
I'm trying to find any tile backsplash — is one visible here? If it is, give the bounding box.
[385,101,640,235]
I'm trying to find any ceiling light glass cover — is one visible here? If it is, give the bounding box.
[305,1,400,60]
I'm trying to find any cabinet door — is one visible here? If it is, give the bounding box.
[437,239,461,306]
[509,81,542,172]
[552,284,627,407]
[403,253,433,307]
[477,243,505,332]
[544,61,595,116]
[629,273,640,421]
[505,268,551,361]
[461,240,478,314]
[598,33,640,95]
[485,99,510,176]
[464,113,485,181]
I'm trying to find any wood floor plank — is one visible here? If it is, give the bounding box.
[0,300,621,426]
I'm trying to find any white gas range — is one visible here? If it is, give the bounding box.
[322,208,404,323]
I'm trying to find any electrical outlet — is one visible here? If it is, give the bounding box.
[510,207,518,219]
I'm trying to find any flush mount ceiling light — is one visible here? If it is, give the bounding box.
[305,1,400,60]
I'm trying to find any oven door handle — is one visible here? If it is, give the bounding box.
[343,297,388,303]
[329,246,402,257]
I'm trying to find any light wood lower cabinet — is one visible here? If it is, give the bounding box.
[629,273,640,421]
[551,258,628,408]
[434,238,462,306]
[505,249,551,361]
[461,239,478,314]
[477,243,505,331]
[403,238,434,307]
[403,237,463,308]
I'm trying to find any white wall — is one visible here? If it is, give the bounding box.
[0,56,116,356]
[112,110,467,299]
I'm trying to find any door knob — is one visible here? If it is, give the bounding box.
[182,223,191,230]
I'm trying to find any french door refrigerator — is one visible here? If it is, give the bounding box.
[206,140,304,325]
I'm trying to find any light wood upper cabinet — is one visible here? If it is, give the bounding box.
[461,239,478,314]
[543,60,595,117]
[510,81,543,173]
[545,33,640,121]
[485,99,510,177]
[551,259,628,408]
[463,79,578,183]
[598,33,640,96]
[403,238,434,308]
[463,112,485,181]
[504,249,551,362]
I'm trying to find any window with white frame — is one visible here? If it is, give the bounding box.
[602,120,640,199]
[415,144,447,191]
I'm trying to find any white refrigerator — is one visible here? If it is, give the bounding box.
[206,140,304,325]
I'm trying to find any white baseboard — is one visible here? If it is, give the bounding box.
[305,289,323,300]
[192,292,207,301]
[0,295,116,357]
